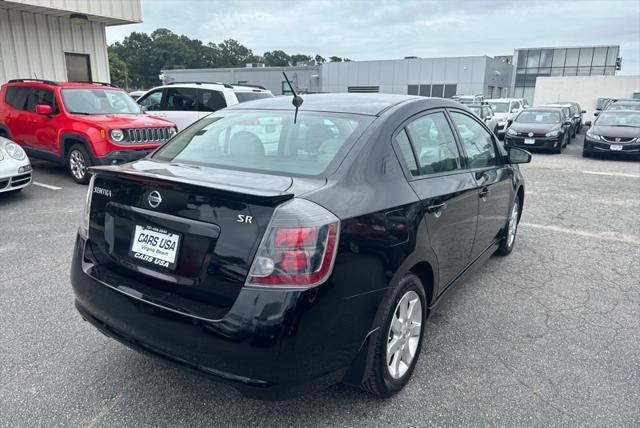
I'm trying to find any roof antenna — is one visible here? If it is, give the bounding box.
[282,72,303,124]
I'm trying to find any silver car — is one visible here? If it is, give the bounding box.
[0,136,32,193]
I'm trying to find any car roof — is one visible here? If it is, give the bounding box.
[4,79,123,90]
[147,82,271,93]
[486,98,519,102]
[225,93,434,116]
[611,100,640,105]
[521,107,562,112]
[540,103,571,107]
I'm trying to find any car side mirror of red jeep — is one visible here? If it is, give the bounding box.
[35,104,53,115]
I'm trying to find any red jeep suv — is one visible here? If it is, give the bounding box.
[0,79,177,184]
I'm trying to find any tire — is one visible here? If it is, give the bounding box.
[361,274,427,398]
[67,144,92,184]
[496,196,520,256]
[553,139,563,154]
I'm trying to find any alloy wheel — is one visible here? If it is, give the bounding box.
[69,150,87,180]
[386,290,422,379]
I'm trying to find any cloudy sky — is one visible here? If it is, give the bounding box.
[107,0,640,75]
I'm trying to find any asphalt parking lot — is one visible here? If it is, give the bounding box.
[1,134,639,427]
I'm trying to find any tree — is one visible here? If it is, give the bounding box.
[290,54,312,65]
[329,56,342,62]
[263,50,291,67]
[343,58,353,62]
[217,39,254,67]
[108,50,128,89]
[314,54,326,64]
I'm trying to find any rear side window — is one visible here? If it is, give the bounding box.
[235,92,273,103]
[199,90,226,112]
[5,86,31,110]
[405,112,460,175]
[165,87,197,111]
[449,111,500,169]
[394,129,419,176]
[152,110,373,177]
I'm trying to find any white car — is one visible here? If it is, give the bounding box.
[136,83,274,131]
[129,90,146,101]
[486,98,528,138]
[0,136,32,193]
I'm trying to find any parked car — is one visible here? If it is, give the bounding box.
[129,90,146,101]
[136,82,274,131]
[557,101,586,134]
[486,98,525,138]
[505,108,572,153]
[468,103,500,135]
[583,109,640,158]
[0,136,32,193]
[71,93,530,400]
[605,100,640,111]
[539,103,580,139]
[452,94,484,105]
[0,79,177,184]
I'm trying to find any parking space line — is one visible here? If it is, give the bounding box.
[581,171,640,179]
[33,181,63,190]
[520,222,640,244]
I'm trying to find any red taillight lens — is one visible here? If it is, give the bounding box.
[275,227,317,247]
[246,199,340,289]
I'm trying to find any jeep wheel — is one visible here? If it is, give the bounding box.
[67,144,91,184]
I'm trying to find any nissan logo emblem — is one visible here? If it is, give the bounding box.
[148,191,162,208]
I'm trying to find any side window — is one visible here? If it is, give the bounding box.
[511,101,520,112]
[449,111,501,169]
[5,87,31,111]
[406,112,460,175]
[394,129,419,176]
[138,90,162,111]
[165,87,197,111]
[27,88,58,114]
[199,90,226,112]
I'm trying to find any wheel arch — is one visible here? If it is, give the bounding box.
[0,124,13,140]
[61,133,94,159]
[516,185,525,221]
[408,261,435,307]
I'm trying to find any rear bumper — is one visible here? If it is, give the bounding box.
[71,236,381,399]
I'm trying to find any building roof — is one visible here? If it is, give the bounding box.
[227,93,422,116]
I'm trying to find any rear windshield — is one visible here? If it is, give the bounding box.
[608,103,640,111]
[152,110,373,176]
[489,102,508,113]
[515,111,560,124]
[235,92,273,103]
[596,111,640,127]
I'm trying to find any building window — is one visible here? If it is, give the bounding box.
[347,86,379,93]
[65,53,91,82]
[419,85,431,97]
[431,84,444,98]
[443,84,457,98]
[552,49,566,68]
[488,86,495,98]
[564,48,580,67]
[407,84,419,95]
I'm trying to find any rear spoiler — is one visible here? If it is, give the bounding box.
[90,165,294,205]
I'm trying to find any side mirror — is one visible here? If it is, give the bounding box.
[508,147,532,164]
[594,111,600,117]
[35,104,52,115]
[581,110,587,114]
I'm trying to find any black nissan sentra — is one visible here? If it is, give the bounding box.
[583,109,640,158]
[71,93,531,399]
[505,108,572,153]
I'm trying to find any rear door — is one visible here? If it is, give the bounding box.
[27,87,60,153]
[394,110,478,289]
[3,86,33,147]
[448,109,513,260]
[197,89,227,120]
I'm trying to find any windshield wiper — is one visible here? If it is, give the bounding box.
[68,112,93,115]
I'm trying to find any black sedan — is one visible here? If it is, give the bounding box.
[71,94,530,400]
[583,109,640,158]
[505,108,572,153]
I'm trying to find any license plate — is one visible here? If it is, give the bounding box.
[129,225,180,269]
[524,138,535,145]
[610,144,623,151]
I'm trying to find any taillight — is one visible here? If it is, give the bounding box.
[246,198,340,289]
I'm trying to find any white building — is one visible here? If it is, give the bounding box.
[0,0,141,83]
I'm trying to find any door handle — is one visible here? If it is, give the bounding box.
[426,201,447,214]
[479,187,489,199]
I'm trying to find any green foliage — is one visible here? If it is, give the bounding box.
[108,29,350,89]
[329,56,342,62]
